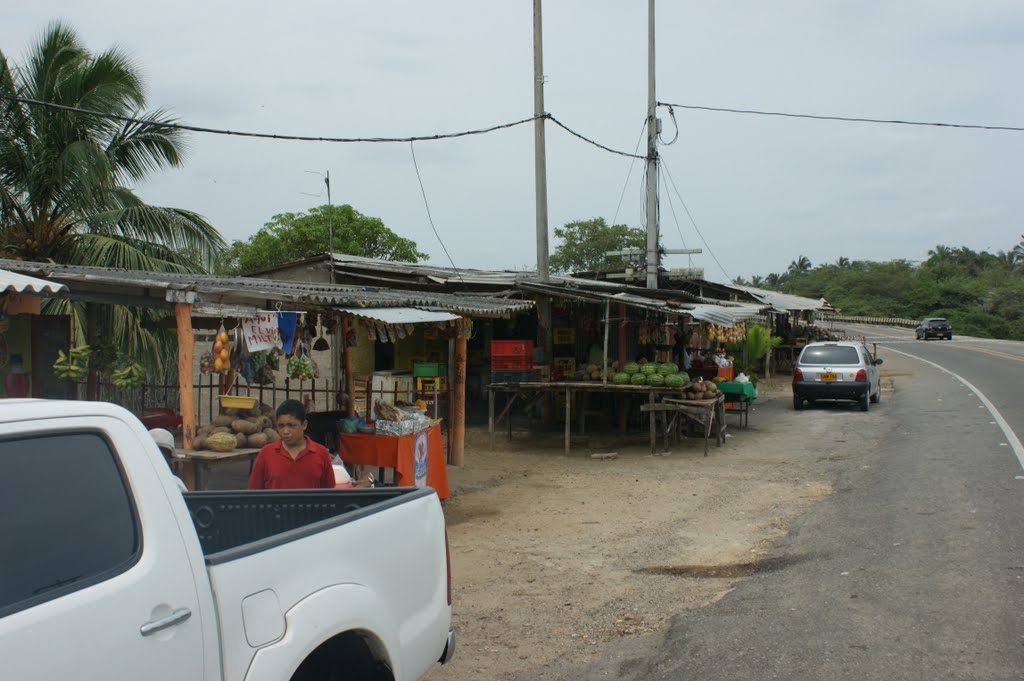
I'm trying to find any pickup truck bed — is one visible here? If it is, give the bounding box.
[185,487,435,559]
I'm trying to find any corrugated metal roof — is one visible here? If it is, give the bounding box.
[337,307,462,325]
[0,259,533,318]
[0,268,68,295]
[726,283,829,312]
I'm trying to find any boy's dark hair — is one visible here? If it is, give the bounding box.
[276,399,307,422]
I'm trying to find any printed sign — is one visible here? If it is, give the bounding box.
[413,429,429,488]
[241,312,282,352]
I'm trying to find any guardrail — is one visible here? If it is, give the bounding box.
[823,315,918,329]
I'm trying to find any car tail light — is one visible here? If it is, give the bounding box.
[855,369,867,381]
[793,368,803,381]
[444,528,452,606]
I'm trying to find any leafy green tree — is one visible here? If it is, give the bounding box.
[221,204,427,274]
[787,255,812,275]
[0,22,226,375]
[549,217,648,274]
[0,22,224,270]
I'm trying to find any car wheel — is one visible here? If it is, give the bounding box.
[860,391,869,412]
[793,395,803,411]
[870,386,880,404]
[947,335,953,341]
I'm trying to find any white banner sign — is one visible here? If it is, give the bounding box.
[242,312,282,352]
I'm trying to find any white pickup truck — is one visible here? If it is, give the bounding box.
[0,399,454,681]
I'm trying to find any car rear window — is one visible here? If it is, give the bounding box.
[799,346,861,365]
[927,319,949,327]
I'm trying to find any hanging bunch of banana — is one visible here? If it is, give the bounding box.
[53,346,91,380]
[112,362,145,388]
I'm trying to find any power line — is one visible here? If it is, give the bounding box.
[409,141,468,291]
[658,101,1024,132]
[611,120,648,226]
[546,115,646,159]
[660,158,731,282]
[0,92,541,144]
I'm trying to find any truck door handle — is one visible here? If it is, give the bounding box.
[140,607,192,636]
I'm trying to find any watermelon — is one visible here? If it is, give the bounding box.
[640,363,657,375]
[637,357,648,365]
[612,372,630,385]
[664,373,685,387]
[630,373,647,385]
[647,373,665,386]
[623,362,640,375]
[658,362,679,375]
[677,372,690,384]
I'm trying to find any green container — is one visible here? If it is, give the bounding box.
[414,362,447,377]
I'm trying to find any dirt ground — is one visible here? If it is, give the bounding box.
[424,374,892,681]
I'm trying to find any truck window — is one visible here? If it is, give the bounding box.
[0,432,140,617]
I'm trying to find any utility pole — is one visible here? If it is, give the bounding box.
[324,170,334,257]
[534,0,553,389]
[644,0,659,289]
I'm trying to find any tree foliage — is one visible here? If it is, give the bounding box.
[221,204,427,274]
[0,22,227,374]
[744,239,1024,340]
[549,217,648,274]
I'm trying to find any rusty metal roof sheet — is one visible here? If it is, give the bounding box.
[0,259,533,318]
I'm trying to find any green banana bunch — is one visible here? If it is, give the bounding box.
[112,362,145,389]
[53,348,89,380]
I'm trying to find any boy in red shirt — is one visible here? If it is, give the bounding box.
[248,399,336,490]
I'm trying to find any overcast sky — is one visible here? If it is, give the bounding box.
[5,2,1024,282]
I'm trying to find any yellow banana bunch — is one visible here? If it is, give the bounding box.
[112,362,145,388]
[53,346,90,380]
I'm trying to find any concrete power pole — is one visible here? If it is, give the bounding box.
[534,0,553,382]
[644,0,659,289]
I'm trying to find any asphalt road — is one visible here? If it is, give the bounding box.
[520,324,1024,681]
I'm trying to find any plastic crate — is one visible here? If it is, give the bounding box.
[492,356,533,371]
[413,362,447,377]
[491,340,534,358]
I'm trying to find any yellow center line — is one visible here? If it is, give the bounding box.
[957,344,1024,363]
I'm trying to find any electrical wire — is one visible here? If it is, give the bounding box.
[409,141,468,291]
[0,93,542,144]
[659,105,680,146]
[546,115,646,159]
[611,120,648,226]
[658,101,1024,132]
[658,163,690,254]
[660,157,731,282]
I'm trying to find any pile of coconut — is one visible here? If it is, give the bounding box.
[193,404,280,452]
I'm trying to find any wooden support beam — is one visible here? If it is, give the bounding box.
[450,333,467,466]
[341,315,354,417]
[175,302,196,450]
[86,304,98,401]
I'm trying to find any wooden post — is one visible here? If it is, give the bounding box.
[451,332,467,466]
[86,304,98,401]
[488,386,495,451]
[175,302,196,450]
[618,304,629,435]
[564,386,571,455]
[341,315,354,416]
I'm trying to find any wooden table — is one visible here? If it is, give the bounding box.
[173,447,259,491]
[643,395,725,455]
[337,425,449,499]
[487,381,692,455]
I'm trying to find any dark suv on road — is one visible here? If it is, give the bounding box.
[915,317,952,340]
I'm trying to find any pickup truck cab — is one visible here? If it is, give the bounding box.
[0,399,454,681]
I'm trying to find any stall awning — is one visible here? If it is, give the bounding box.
[683,303,764,327]
[0,268,67,295]
[337,307,461,325]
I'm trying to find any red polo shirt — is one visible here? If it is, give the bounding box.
[247,436,336,490]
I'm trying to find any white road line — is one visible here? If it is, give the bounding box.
[883,346,1024,472]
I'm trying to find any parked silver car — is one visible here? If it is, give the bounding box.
[792,341,882,412]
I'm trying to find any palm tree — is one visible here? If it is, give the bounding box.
[835,256,851,269]
[0,22,224,268]
[750,275,764,287]
[787,255,812,275]
[1013,235,1024,269]
[0,22,226,371]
